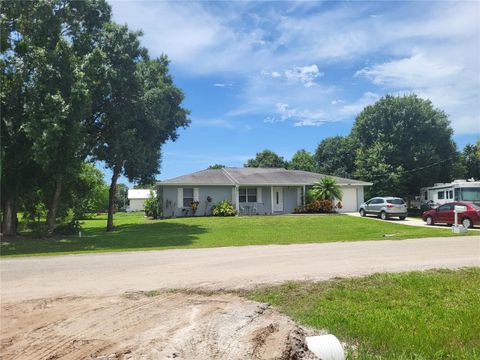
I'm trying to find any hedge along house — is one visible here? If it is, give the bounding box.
[157,168,372,217]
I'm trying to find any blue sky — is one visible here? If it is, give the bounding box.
[105,1,480,185]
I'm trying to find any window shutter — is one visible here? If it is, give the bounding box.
[193,188,199,202]
[297,187,301,206]
[257,188,262,203]
[177,188,183,208]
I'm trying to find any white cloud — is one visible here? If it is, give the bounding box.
[213,83,233,88]
[284,65,322,87]
[262,65,323,87]
[355,52,464,88]
[111,1,480,134]
[338,92,380,118]
[265,102,325,127]
[355,50,479,134]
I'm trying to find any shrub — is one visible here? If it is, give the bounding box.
[144,191,159,219]
[212,200,237,216]
[293,206,304,214]
[54,219,81,235]
[190,201,200,214]
[305,199,335,213]
[309,177,342,201]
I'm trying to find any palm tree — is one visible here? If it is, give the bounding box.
[309,177,342,201]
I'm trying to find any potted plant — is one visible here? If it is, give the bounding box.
[190,200,200,215]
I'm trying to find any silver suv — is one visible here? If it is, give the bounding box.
[359,197,408,220]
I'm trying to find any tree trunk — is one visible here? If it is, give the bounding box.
[1,194,17,238]
[47,178,63,235]
[107,165,121,232]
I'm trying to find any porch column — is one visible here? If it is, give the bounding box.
[235,186,240,213]
[303,185,306,206]
[270,186,274,214]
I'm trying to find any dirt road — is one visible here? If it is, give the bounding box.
[1,236,479,360]
[2,236,479,302]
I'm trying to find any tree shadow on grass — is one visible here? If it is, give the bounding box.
[1,222,206,256]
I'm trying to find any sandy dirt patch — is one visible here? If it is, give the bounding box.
[0,292,318,360]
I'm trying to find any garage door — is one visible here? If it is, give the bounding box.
[339,188,358,212]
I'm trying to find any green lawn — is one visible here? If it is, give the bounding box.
[1,212,470,257]
[249,268,480,360]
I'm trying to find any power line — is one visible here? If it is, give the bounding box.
[355,156,457,179]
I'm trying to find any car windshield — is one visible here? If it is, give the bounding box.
[470,203,480,210]
[386,199,404,205]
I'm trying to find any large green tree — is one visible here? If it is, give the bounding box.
[68,163,109,218]
[352,94,458,200]
[244,150,288,168]
[90,24,189,231]
[288,150,317,172]
[463,142,480,180]
[314,136,355,177]
[1,0,111,234]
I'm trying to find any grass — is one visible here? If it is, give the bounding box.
[249,268,480,360]
[1,212,471,257]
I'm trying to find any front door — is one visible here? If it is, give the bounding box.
[273,187,283,212]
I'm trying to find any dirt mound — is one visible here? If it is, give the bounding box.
[1,292,319,360]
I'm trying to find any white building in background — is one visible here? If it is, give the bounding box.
[127,189,157,212]
[420,179,480,206]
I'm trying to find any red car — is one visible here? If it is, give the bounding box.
[422,202,480,228]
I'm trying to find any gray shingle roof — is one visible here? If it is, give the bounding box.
[160,168,372,186]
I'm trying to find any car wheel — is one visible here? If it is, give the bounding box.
[380,211,388,220]
[399,216,406,220]
[360,209,366,217]
[426,216,434,225]
[462,218,472,229]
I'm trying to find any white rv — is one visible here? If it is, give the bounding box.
[420,179,480,207]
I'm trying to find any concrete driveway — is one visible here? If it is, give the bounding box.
[345,212,480,231]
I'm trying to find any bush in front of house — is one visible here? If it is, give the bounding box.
[306,199,335,213]
[294,199,339,214]
[144,191,159,219]
[212,200,237,216]
[293,177,342,214]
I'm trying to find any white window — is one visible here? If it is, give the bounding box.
[438,191,445,200]
[183,188,194,207]
[239,188,257,203]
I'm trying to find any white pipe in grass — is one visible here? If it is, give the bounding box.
[305,334,345,360]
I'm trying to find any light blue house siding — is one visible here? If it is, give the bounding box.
[157,168,371,217]
[160,186,233,217]
[159,185,302,217]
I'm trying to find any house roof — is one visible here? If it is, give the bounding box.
[128,189,156,199]
[159,168,372,186]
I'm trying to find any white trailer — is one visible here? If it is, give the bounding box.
[127,189,157,212]
[419,179,480,207]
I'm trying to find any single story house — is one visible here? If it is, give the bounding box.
[127,189,157,211]
[157,167,371,217]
